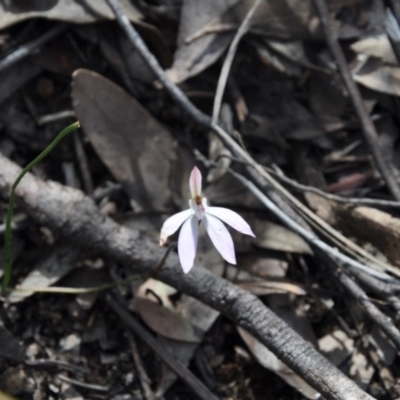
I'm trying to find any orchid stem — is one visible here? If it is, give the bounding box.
[2,121,80,293]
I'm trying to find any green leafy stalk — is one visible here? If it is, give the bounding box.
[2,121,80,293]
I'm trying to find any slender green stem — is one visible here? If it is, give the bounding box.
[2,121,80,293]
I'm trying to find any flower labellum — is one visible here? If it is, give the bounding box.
[160,166,255,273]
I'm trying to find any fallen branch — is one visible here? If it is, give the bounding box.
[0,153,373,400]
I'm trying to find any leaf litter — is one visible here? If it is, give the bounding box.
[0,0,400,399]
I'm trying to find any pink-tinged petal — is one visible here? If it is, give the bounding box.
[205,207,255,237]
[189,166,202,198]
[203,214,236,264]
[159,208,194,246]
[178,216,198,273]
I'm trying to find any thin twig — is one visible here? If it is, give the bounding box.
[106,296,218,400]
[326,258,400,350]
[57,375,110,393]
[127,331,155,400]
[212,0,262,124]
[218,153,400,208]
[0,24,67,73]
[267,167,400,208]
[73,131,94,195]
[37,110,76,125]
[313,0,400,201]
[11,274,142,295]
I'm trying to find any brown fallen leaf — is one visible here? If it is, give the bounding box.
[135,279,202,343]
[72,69,181,211]
[253,220,313,254]
[167,0,236,83]
[135,277,219,395]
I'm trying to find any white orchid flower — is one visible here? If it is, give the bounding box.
[160,166,255,273]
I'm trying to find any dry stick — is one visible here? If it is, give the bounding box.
[212,0,262,123]
[57,375,109,393]
[347,267,400,314]
[127,331,155,400]
[267,166,400,208]
[0,154,372,400]
[325,256,400,350]
[106,296,218,400]
[37,110,76,126]
[313,0,400,201]
[217,154,400,208]
[0,24,67,73]
[73,131,94,195]
[105,0,399,279]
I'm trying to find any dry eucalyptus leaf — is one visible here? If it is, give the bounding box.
[167,0,236,83]
[237,255,289,278]
[72,69,178,211]
[0,0,142,30]
[351,34,397,64]
[8,245,82,303]
[135,279,202,343]
[353,57,400,97]
[238,279,307,296]
[354,65,400,96]
[136,277,219,394]
[256,40,302,77]
[169,0,367,82]
[253,220,313,254]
